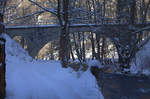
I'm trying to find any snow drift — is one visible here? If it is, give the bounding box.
[130,39,150,75]
[3,34,104,99]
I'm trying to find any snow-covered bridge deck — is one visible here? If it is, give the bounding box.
[5,23,150,32]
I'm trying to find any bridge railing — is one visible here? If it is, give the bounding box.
[5,19,150,27]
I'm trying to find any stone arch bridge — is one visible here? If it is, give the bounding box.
[5,23,150,58]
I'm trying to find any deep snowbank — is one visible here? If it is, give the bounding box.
[130,39,150,75]
[3,34,104,99]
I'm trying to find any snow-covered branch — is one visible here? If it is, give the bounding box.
[133,26,150,34]
[137,36,150,50]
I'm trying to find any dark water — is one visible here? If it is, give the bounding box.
[97,72,150,99]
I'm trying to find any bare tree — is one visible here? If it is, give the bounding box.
[0,0,7,98]
[28,0,70,67]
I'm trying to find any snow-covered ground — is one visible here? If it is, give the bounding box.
[3,34,104,99]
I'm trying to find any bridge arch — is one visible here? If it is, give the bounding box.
[6,24,150,60]
[68,31,119,64]
[101,37,118,61]
[36,40,59,60]
[94,35,119,65]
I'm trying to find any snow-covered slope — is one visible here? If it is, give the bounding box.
[3,34,104,99]
[130,39,150,75]
[4,34,32,62]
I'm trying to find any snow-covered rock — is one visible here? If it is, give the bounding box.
[87,59,103,68]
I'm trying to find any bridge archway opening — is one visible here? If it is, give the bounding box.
[69,32,119,64]
[36,40,59,60]
[97,36,119,65]
[69,32,95,60]
[13,36,27,50]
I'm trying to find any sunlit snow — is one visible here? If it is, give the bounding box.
[3,34,104,99]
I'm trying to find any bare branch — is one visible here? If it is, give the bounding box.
[133,26,150,34]
[5,10,45,25]
[138,36,150,50]
[142,0,150,23]
[28,0,57,16]
[57,0,63,26]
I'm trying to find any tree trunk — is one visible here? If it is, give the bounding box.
[58,0,70,67]
[96,34,100,60]
[70,41,75,61]
[82,32,85,61]
[72,32,82,62]
[0,13,6,99]
[101,37,106,61]
[90,32,96,59]
[60,27,69,67]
